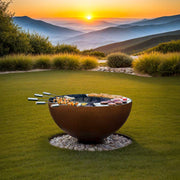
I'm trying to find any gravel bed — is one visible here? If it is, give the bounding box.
[49,133,132,151]
[89,66,151,77]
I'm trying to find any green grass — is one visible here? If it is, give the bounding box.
[0,70,180,180]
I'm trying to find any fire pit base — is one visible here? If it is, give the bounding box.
[78,139,104,144]
[49,133,132,151]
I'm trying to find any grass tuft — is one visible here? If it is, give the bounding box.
[0,54,98,71]
[133,52,180,76]
[33,55,51,69]
[0,55,33,71]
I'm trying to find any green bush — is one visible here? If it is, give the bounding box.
[53,56,67,69]
[0,54,98,71]
[158,54,180,76]
[133,53,161,75]
[53,54,98,70]
[133,53,180,76]
[81,56,98,69]
[146,40,180,54]
[66,57,80,70]
[0,55,33,71]
[53,55,80,70]
[33,56,51,69]
[54,44,80,54]
[107,53,133,68]
[81,50,105,58]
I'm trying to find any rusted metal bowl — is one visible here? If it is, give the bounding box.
[48,94,132,144]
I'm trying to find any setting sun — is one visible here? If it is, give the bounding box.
[86,15,92,20]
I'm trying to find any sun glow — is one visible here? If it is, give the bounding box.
[86,15,92,20]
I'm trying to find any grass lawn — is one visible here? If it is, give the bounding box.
[0,70,180,180]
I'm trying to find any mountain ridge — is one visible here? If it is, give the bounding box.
[13,14,180,49]
[94,30,180,54]
[13,16,83,44]
[63,16,180,49]
[117,14,180,28]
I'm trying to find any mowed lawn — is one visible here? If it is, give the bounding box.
[0,70,180,180]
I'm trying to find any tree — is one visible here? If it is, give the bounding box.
[28,33,53,54]
[0,0,31,56]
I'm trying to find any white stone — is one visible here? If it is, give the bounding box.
[88,147,95,151]
[49,134,132,151]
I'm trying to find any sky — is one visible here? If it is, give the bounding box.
[10,0,180,19]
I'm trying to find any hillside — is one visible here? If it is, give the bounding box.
[13,16,82,44]
[94,30,180,54]
[144,40,180,53]
[64,14,180,50]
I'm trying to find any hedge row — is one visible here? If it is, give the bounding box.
[133,53,180,76]
[0,54,98,71]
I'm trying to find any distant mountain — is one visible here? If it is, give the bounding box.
[45,19,117,33]
[40,18,138,33]
[64,14,180,50]
[13,15,180,49]
[13,16,82,44]
[94,30,180,54]
[117,14,180,28]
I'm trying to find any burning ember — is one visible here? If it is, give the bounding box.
[28,92,130,107]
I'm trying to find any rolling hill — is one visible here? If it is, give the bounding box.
[64,14,180,50]
[94,30,180,54]
[13,16,82,44]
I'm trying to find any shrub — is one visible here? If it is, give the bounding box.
[107,53,133,68]
[53,56,67,69]
[66,56,80,70]
[0,55,33,71]
[158,53,180,76]
[54,44,80,54]
[0,54,98,71]
[33,56,51,69]
[53,54,80,70]
[133,53,161,75]
[133,53,180,76]
[0,57,14,71]
[146,40,180,54]
[81,56,98,69]
[81,50,105,58]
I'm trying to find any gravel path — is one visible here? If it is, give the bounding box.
[0,69,52,75]
[0,68,151,77]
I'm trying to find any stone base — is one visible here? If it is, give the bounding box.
[49,133,132,151]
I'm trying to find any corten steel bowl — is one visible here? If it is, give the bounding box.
[48,94,132,144]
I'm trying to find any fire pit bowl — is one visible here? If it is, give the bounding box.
[48,94,132,144]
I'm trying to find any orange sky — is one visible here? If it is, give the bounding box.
[10,0,180,18]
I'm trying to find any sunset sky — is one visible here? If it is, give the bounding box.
[10,0,180,19]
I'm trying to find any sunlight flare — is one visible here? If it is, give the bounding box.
[86,15,92,20]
